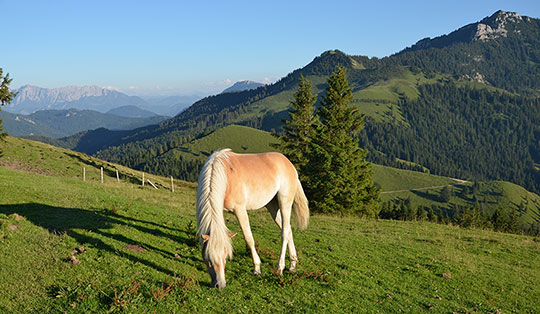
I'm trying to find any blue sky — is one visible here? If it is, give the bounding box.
[1,0,539,96]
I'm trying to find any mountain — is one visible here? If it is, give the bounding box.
[34,10,540,195]
[222,80,265,93]
[9,85,110,114]
[0,108,168,138]
[7,85,150,114]
[403,10,526,51]
[7,85,196,117]
[106,105,159,118]
[394,10,540,95]
[138,95,201,116]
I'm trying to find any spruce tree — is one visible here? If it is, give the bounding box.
[306,66,379,216]
[439,185,452,203]
[0,69,16,141]
[273,75,317,182]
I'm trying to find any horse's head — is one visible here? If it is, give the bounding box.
[200,233,236,289]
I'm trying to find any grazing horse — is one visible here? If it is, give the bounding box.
[196,149,309,289]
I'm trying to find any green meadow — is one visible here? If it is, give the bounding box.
[0,137,539,312]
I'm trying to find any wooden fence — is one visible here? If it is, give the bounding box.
[82,166,176,192]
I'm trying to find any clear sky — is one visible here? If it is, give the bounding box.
[1,0,539,96]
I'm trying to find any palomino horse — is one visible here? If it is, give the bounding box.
[196,149,309,289]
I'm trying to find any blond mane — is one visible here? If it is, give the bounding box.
[196,149,233,265]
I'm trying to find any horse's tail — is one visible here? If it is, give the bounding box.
[293,179,309,230]
[196,149,233,261]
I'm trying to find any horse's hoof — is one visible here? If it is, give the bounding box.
[253,270,261,276]
[288,267,297,273]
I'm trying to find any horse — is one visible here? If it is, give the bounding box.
[196,149,309,289]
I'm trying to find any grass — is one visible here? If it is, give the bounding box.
[1,137,540,312]
[161,125,280,163]
[185,125,279,156]
[1,161,540,312]
[0,136,189,189]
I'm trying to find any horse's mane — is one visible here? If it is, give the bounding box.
[196,148,233,264]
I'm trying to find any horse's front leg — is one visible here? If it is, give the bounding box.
[234,208,261,275]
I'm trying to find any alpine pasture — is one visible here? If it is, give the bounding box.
[0,136,539,312]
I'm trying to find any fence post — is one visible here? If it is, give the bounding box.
[171,176,174,192]
[142,172,145,186]
[147,180,158,190]
[116,169,120,183]
[101,167,103,183]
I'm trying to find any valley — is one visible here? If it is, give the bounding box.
[0,108,169,138]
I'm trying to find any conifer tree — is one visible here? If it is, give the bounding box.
[0,69,16,141]
[439,185,452,203]
[273,75,317,182]
[306,66,379,216]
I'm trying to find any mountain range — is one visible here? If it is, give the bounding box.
[6,85,199,117]
[27,10,540,196]
[0,108,168,138]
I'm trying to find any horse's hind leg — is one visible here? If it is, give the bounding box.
[269,195,295,275]
[234,208,261,275]
[267,198,298,273]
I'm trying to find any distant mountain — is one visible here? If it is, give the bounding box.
[140,95,201,116]
[106,105,159,118]
[0,108,168,138]
[7,85,150,114]
[9,85,110,114]
[222,80,265,93]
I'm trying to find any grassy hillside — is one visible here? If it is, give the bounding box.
[156,125,540,228]
[165,124,279,162]
[1,137,539,312]
[376,165,540,229]
[0,136,185,190]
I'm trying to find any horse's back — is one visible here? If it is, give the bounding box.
[224,151,297,210]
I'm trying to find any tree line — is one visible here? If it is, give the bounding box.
[379,198,540,236]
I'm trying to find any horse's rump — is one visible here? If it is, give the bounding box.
[224,152,298,211]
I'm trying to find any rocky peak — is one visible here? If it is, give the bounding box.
[13,85,113,105]
[401,10,529,53]
[473,10,522,42]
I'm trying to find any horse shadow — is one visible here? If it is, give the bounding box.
[0,203,205,276]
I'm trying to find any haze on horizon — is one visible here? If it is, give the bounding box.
[2,0,539,97]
